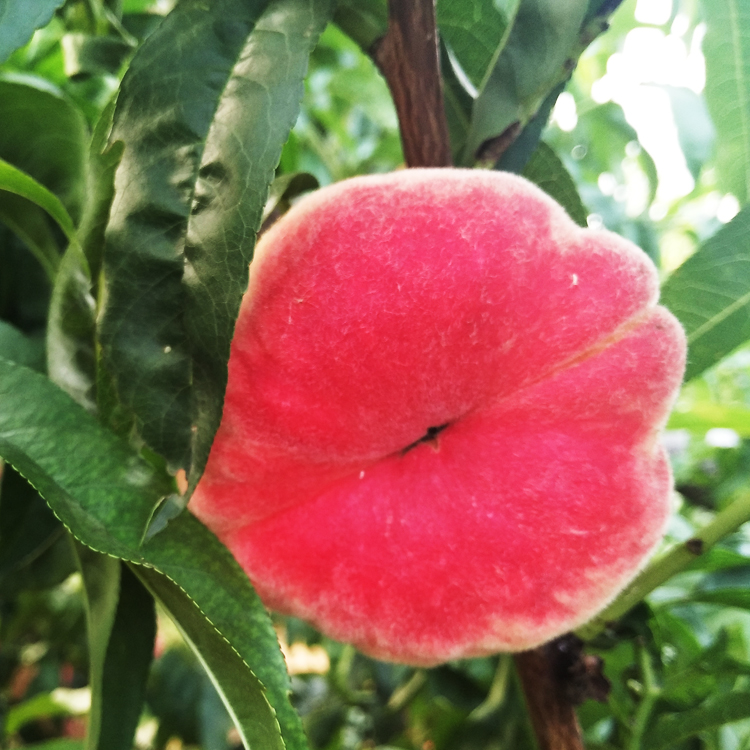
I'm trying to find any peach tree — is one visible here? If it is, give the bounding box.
[1,1,750,749]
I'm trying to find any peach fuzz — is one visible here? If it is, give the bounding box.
[190,169,686,666]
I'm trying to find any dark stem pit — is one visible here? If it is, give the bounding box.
[400,422,450,454]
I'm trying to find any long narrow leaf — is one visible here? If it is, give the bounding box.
[72,544,156,750]
[643,691,750,750]
[660,206,750,380]
[702,0,750,204]
[0,0,66,64]
[137,566,284,750]
[100,0,334,484]
[0,358,304,750]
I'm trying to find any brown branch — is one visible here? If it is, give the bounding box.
[514,636,596,750]
[372,0,452,168]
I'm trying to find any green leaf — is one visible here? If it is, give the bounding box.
[0,464,61,587]
[701,0,750,204]
[668,378,750,437]
[683,588,750,610]
[0,79,89,222]
[0,193,61,281]
[439,39,474,158]
[643,691,750,750]
[25,742,84,750]
[436,0,520,94]
[0,359,305,750]
[0,319,45,371]
[0,0,66,64]
[521,141,587,226]
[136,566,284,750]
[100,0,334,483]
[72,546,156,750]
[60,33,134,78]
[0,158,78,250]
[332,0,387,50]
[664,86,716,181]
[47,100,124,410]
[660,206,750,381]
[462,0,589,164]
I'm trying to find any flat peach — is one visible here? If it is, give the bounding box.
[190,169,686,665]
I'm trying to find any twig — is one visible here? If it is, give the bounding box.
[577,490,750,641]
[372,0,452,168]
[514,637,588,750]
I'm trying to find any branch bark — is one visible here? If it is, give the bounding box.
[514,638,588,750]
[372,0,452,168]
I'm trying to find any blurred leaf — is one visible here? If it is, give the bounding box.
[440,39,473,157]
[643,691,750,750]
[261,171,319,230]
[47,101,123,411]
[0,319,45,370]
[72,546,155,750]
[0,359,306,750]
[137,567,284,750]
[702,0,750,204]
[664,86,716,181]
[61,33,133,78]
[0,158,78,253]
[5,689,87,735]
[25,742,85,750]
[0,464,61,587]
[0,193,61,282]
[522,140,587,226]
[668,378,750,437]
[333,0,387,50]
[47,249,97,410]
[436,0,520,93]
[682,588,750,610]
[683,546,750,573]
[495,80,564,174]
[660,206,750,381]
[0,0,66,65]
[0,79,89,221]
[463,0,589,164]
[100,0,334,484]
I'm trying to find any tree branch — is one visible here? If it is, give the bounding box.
[372,0,452,168]
[514,636,592,750]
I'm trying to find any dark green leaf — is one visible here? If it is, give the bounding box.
[521,140,587,226]
[436,0,519,93]
[0,359,304,750]
[701,0,750,203]
[660,206,750,380]
[0,0,66,64]
[60,33,134,78]
[47,248,97,409]
[73,545,156,750]
[100,0,334,483]
[0,319,45,370]
[47,101,124,410]
[0,79,89,222]
[439,38,473,158]
[333,0,387,51]
[0,158,78,251]
[680,588,750,610]
[495,81,564,174]
[137,566,284,750]
[0,193,61,281]
[261,172,319,232]
[0,464,61,586]
[643,691,750,750]
[462,0,588,164]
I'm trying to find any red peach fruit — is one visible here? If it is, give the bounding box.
[190,169,686,666]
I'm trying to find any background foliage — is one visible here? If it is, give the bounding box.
[1,0,750,748]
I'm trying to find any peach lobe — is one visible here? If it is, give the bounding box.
[190,169,686,666]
